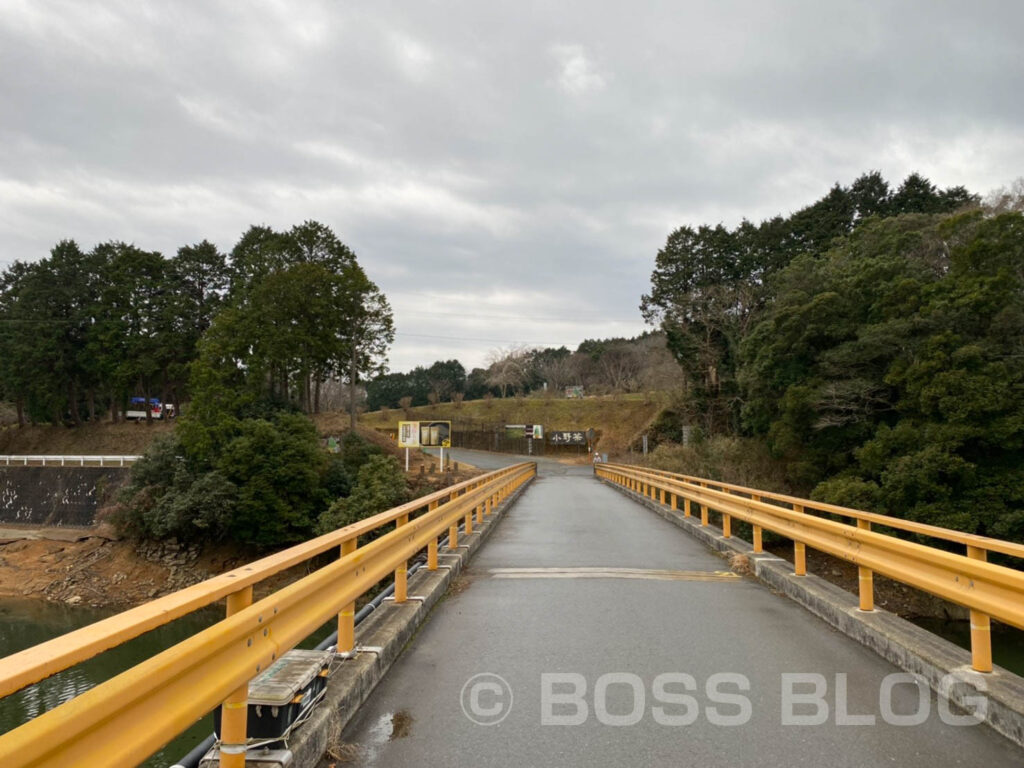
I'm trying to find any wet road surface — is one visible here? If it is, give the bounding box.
[340,458,1023,767]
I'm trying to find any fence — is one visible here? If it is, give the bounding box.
[596,462,1024,674]
[0,455,142,467]
[0,462,536,767]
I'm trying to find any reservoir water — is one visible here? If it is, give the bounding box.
[0,598,335,766]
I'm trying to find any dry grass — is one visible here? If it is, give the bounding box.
[358,393,668,457]
[325,741,364,763]
[646,436,793,493]
[729,553,753,577]
[0,421,174,455]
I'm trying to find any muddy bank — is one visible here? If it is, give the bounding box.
[0,531,307,609]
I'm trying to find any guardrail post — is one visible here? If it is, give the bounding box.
[220,586,254,768]
[856,520,874,611]
[428,537,439,570]
[967,546,993,672]
[465,507,474,535]
[751,495,763,552]
[793,504,806,576]
[476,502,484,525]
[659,488,666,504]
[722,513,731,538]
[338,539,357,652]
[394,514,409,603]
[684,498,691,518]
[700,503,708,526]
[670,493,677,510]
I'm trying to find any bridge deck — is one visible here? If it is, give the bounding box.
[339,451,1021,767]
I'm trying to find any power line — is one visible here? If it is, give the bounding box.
[395,308,611,323]
[394,332,579,347]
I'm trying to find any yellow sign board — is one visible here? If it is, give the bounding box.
[398,421,420,448]
[419,420,451,447]
[398,421,452,448]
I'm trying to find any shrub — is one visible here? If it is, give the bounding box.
[317,455,408,535]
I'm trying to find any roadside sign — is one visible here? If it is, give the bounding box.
[398,421,420,448]
[549,430,587,445]
[419,421,451,448]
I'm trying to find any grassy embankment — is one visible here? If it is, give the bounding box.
[356,392,668,457]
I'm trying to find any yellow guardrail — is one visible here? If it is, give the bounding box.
[0,462,535,768]
[596,463,1024,674]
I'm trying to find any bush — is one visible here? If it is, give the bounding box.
[317,455,408,535]
[218,413,328,546]
[647,436,791,492]
[116,412,332,547]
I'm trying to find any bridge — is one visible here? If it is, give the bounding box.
[1,450,1023,766]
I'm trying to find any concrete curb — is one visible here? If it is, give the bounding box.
[600,477,1024,749]
[278,477,535,768]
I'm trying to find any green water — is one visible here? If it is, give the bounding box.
[911,616,1024,676]
[0,599,336,767]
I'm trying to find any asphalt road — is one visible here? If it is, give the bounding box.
[423,446,593,476]
[340,464,1023,767]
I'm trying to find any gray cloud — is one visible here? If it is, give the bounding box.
[1,0,1022,370]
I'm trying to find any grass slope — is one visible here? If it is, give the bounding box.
[358,393,667,455]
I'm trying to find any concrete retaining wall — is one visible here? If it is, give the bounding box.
[0,467,129,526]
[600,477,1024,750]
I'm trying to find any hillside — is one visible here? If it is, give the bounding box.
[0,421,175,455]
[358,393,668,456]
[0,392,668,460]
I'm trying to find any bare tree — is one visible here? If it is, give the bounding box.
[485,345,532,398]
[598,343,645,392]
[538,354,577,392]
[985,178,1024,214]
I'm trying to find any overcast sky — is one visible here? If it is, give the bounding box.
[1,1,1022,372]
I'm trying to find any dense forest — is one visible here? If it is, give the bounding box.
[643,172,1024,542]
[0,220,391,427]
[0,221,399,547]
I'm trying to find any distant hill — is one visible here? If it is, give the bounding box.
[357,393,668,456]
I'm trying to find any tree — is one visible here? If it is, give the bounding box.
[485,346,533,398]
[642,171,981,434]
[192,221,393,420]
[424,359,466,402]
[316,454,408,535]
[740,210,1024,540]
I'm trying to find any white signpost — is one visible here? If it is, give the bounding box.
[398,421,420,471]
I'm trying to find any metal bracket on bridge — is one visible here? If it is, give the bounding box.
[382,595,426,603]
[336,645,386,660]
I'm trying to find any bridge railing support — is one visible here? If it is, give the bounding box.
[0,462,536,767]
[596,463,1024,674]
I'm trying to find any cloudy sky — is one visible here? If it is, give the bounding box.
[1,1,1021,372]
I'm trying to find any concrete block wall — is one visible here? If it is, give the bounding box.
[0,467,129,526]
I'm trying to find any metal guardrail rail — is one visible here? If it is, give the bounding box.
[0,455,143,467]
[0,461,536,767]
[597,463,1024,674]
